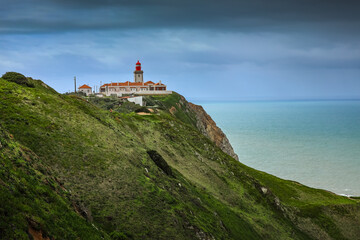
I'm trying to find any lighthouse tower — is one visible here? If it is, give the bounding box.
[134,60,144,83]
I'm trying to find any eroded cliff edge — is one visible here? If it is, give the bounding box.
[187,102,239,161]
[161,94,239,160]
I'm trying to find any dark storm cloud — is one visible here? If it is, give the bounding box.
[1,0,360,34]
[1,0,360,99]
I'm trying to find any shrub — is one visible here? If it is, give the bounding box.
[1,72,34,88]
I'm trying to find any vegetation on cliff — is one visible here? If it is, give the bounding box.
[0,124,109,239]
[0,74,359,239]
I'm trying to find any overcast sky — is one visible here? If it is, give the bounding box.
[1,0,360,101]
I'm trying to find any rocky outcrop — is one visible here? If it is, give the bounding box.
[187,102,239,161]
[148,93,239,161]
[28,226,51,240]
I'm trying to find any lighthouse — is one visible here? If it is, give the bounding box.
[134,60,144,83]
[99,60,171,96]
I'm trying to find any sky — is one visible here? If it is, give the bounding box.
[1,0,360,101]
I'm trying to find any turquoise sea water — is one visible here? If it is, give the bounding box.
[200,101,360,196]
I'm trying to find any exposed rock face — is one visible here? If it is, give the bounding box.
[187,102,239,161]
[28,226,51,240]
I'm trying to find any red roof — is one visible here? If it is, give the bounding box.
[100,81,159,88]
[79,84,91,89]
[129,82,144,86]
[136,60,141,65]
[101,82,131,87]
[155,82,165,86]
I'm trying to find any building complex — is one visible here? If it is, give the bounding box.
[78,61,172,97]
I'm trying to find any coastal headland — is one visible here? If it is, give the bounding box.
[0,73,360,239]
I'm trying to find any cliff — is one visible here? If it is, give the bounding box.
[187,102,239,160]
[148,94,238,160]
[0,74,360,240]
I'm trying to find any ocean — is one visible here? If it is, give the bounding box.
[200,100,360,196]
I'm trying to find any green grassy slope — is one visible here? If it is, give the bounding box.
[0,124,109,239]
[0,76,359,239]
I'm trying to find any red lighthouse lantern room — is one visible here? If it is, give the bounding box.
[135,60,141,71]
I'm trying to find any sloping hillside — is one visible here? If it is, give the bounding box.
[0,74,359,239]
[0,124,109,239]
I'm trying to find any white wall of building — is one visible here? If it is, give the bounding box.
[128,96,143,106]
[79,88,92,96]
[134,91,172,95]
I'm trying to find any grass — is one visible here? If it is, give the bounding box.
[0,124,110,239]
[0,76,359,239]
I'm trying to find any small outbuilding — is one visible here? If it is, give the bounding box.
[78,84,92,96]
